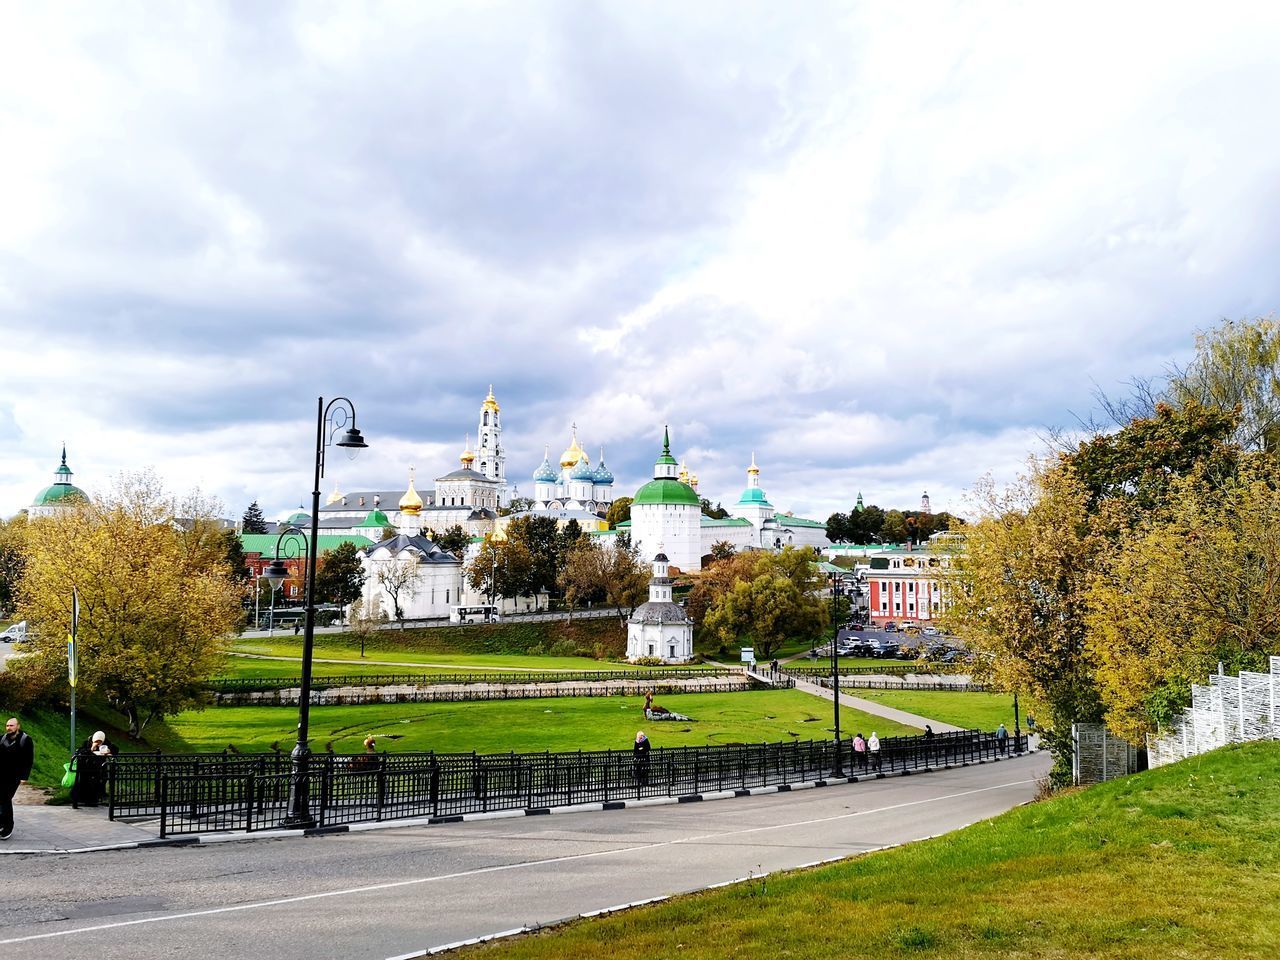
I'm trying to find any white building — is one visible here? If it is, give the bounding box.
[623,435,830,572]
[626,550,694,663]
[628,429,703,571]
[358,533,462,621]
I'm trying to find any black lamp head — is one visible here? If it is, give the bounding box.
[262,559,290,586]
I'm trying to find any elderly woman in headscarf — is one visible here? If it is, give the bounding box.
[71,730,117,808]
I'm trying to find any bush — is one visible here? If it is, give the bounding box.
[631,656,665,666]
[548,639,579,658]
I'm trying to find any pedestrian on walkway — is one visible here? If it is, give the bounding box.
[633,730,651,787]
[1,717,35,840]
[868,731,881,771]
[996,723,1009,755]
[853,733,867,770]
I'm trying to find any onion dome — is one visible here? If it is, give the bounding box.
[677,460,690,484]
[325,480,343,506]
[459,435,476,468]
[533,445,557,483]
[747,451,760,476]
[570,457,595,481]
[482,385,500,413]
[32,445,89,508]
[593,448,614,484]
[399,467,424,516]
[559,425,588,469]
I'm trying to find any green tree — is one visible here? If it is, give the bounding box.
[0,513,29,617]
[705,565,827,660]
[241,500,268,534]
[880,510,908,543]
[825,512,850,543]
[605,496,632,528]
[699,498,729,520]
[1167,316,1280,454]
[429,524,471,557]
[221,529,251,583]
[500,496,534,517]
[14,473,242,736]
[314,541,367,619]
[701,548,827,658]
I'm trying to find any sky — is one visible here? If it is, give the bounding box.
[3,1,1279,524]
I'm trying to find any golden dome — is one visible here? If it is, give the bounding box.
[325,480,343,506]
[559,425,589,469]
[677,460,690,484]
[482,385,500,414]
[747,451,760,476]
[399,467,423,515]
[460,435,476,467]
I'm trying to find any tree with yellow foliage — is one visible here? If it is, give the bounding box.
[14,472,242,737]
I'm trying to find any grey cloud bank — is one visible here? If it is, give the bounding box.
[2,1,1279,523]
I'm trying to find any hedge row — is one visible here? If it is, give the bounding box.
[311,616,628,657]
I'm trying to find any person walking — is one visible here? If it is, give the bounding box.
[632,730,651,787]
[868,731,881,771]
[996,723,1009,755]
[1,717,35,840]
[852,733,867,770]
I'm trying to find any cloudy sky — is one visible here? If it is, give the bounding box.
[2,1,1279,523]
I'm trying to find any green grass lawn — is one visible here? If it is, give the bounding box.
[847,689,1018,732]
[137,691,921,756]
[226,642,715,673]
[464,741,1280,960]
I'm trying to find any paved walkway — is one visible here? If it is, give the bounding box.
[1,786,162,854]
[788,675,964,732]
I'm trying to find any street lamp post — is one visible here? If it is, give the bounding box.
[262,397,368,829]
[830,572,844,778]
[1013,690,1022,753]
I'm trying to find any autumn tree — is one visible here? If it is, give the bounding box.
[14,473,243,736]
[605,496,632,528]
[0,513,28,617]
[1087,460,1280,741]
[701,548,827,658]
[466,533,537,607]
[1166,316,1280,454]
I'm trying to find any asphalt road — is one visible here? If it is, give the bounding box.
[0,753,1049,960]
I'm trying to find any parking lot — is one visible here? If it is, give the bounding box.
[806,623,968,664]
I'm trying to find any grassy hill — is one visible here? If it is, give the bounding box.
[466,741,1280,960]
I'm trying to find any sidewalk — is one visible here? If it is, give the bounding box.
[788,676,966,732]
[1,785,165,854]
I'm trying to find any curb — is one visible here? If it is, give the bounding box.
[0,748,1040,856]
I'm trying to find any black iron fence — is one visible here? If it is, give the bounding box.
[784,664,964,678]
[814,677,989,693]
[215,680,753,707]
[107,730,1027,837]
[209,667,737,694]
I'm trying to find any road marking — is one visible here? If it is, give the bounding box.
[0,775,1039,946]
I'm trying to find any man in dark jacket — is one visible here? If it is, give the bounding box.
[1,716,35,840]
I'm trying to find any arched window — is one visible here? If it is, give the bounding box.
[483,412,489,426]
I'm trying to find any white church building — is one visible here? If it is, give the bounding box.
[626,549,694,663]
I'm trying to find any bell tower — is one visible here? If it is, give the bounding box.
[477,385,508,504]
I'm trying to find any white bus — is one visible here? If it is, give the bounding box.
[450,605,500,624]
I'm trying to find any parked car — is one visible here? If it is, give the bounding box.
[883,621,897,632]
[921,626,942,638]
[845,620,866,631]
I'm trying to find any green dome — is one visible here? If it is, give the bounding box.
[358,509,392,528]
[633,478,700,507]
[33,483,87,507]
[736,487,772,506]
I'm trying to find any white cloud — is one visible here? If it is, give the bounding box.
[2,1,1279,518]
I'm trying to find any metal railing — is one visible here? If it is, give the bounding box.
[813,676,989,693]
[107,730,1027,837]
[208,666,736,694]
[784,663,963,678]
[215,680,754,707]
